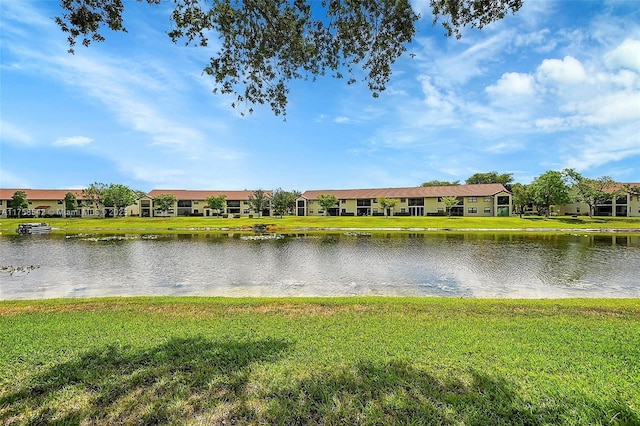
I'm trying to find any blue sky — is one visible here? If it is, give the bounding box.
[1,0,639,192]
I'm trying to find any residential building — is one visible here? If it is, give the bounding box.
[146,190,273,217]
[556,183,640,217]
[0,189,84,218]
[0,188,142,218]
[297,184,512,217]
[3,182,639,219]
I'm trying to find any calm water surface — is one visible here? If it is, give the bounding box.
[1,232,639,299]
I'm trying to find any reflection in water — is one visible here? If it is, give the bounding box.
[0,233,639,300]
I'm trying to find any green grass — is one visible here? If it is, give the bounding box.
[1,297,638,424]
[1,215,639,235]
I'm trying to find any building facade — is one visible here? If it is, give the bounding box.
[0,189,84,218]
[555,183,640,217]
[3,183,640,219]
[297,184,512,217]
[146,190,272,217]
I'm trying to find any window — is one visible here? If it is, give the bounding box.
[408,198,424,206]
[437,197,442,202]
[357,199,371,206]
[484,207,491,214]
[193,201,199,205]
[497,196,510,205]
[400,198,406,203]
[227,200,240,208]
[243,209,250,214]
[177,200,192,207]
[468,207,478,213]
[401,208,406,213]
[341,199,346,203]
[243,200,249,205]
[468,197,477,203]
[58,200,63,204]
[576,208,580,213]
[484,197,491,202]
[0,200,3,205]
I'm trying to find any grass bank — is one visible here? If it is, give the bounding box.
[1,215,639,235]
[1,297,638,424]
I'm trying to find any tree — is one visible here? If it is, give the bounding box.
[377,197,398,217]
[622,184,640,198]
[133,189,147,199]
[248,189,270,218]
[563,169,616,218]
[55,0,522,116]
[205,195,227,217]
[271,189,300,218]
[103,183,137,217]
[154,193,178,217]
[64,192,78,216]
[465,171,513,190]
[531,171,571,218]
[83,182,107,216]
[317,194,339,217]
[421,180,460,187]
[510,183,532,218]
[10,190,29,218]
[441,196,460,217]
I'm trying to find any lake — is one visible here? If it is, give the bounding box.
[1,232,639,300]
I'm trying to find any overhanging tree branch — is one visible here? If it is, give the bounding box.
[55,0,522,116]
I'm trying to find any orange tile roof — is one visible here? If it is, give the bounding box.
[301,184,510,200]
[0,188,85,200]
[147,189,272,200]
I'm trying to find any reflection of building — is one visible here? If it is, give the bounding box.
[297,184,512,217]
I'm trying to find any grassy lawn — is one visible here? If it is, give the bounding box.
[1,297,638,425]
[1,215,639,235]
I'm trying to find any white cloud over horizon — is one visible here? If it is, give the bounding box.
[53,136,93,147]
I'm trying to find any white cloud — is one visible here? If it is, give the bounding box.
[0,168,29,188]
[334,116,350,124]
[415,76,457,125]
[562,122,640,172]
[605,38,640,71]
[53,136,93,147]
[486,72,536,98]
[0,120,32,145]
[537,56,587,85]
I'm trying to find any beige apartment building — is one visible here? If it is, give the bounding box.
[297,184,512,217]
[0,188,143,218]
[554,183,640,217]
[2,182,639,219]
[145,190,272,217]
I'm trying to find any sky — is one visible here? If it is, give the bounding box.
[1,0,639,193]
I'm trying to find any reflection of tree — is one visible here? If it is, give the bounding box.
[535,235,609,286]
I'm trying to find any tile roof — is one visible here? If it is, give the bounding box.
[147,189,272,200]
[301,184,511,200]
[0,188,84,200]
